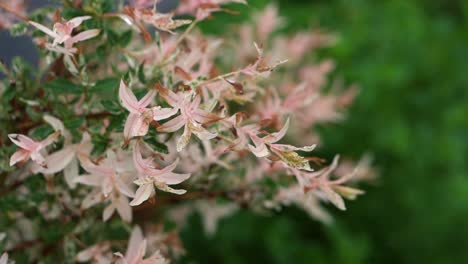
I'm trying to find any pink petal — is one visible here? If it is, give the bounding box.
[264,118,289,143]
[9,149,30,166]
[119,80,141,113]
[115,195,132,222]
[155,84,181,107]
[8,134,38,151]
[63,158,79,189]
[176,123,192,152]
[248,136,269,157]
[157,172,191,185]
[192,126,217,141]
[152,106,178,121]
[68,16,92,28]
[126,226,144,261]
[129,183,154,206]
[38,131,60,149]
[115,177,135,198]
[319,184,346,210]
[30,151,46,167]
[68,29,100,44]
[137,89,156,108]
[132,142,153,176]
[192,109,220,124]
[78,154,114,177]
[81,190,102,209]
[157,115,185,132]
[29,21,58,38]
[103,204,115,221]
[75,174,103,187]
[124,113,140,140]
[31,146,75,174]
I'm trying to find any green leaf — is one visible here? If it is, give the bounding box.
[91,78,119,96]
[144,137,169,154]
[9,23,28,37]
[101,100,123,114]
[43,78,82,94]
[106,29,119,46]
[138,63,146,84]
[64,117,85,131]
[120,30,133,47]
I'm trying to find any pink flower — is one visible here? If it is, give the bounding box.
[8,131,60,167]
[156,85,219,152]
[30,115,93,188]
[119,80,178,142]
[29,16,100,54]
[130,142,190,206]
[125,1,191,35]
[75,150,135,222]
[224,116,315,171]
[292,155,365,211]
[115,226,168,264]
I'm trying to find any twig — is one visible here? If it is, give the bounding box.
[0,2,29,22]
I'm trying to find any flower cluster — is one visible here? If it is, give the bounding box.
[0,0,373,262]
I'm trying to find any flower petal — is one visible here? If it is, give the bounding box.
[8,134,38,151]
[103,204,115,221]
[68,16,92,28]
[119,80,141,113]
[31,146,75,174]
[152,106,178,121]
[115,195,132,222]
[157,115,185,132]
[176,124,192,152]
[129,183,154,206]
[9,149,30,166]
[29,21,58,38]
[74,174,103,187]
[68,29,100,44]
[264,118,289,143]
[137,89,156,108]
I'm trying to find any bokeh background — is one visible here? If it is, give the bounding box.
[2,0,468,263]
[178,0,468,263]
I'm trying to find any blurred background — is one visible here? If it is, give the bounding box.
[2,0,468,263]
[179,0,468,263]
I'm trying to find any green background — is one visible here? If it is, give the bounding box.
[180,0,468,263]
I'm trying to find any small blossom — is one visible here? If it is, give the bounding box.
[292,155,365,210]
[156,84,219,152]
[115,226,168,264]
[75,150,135,222]
[119,80,177,142]
[8,131,60,167]
[130,142,190,206]
[29,16,100,54]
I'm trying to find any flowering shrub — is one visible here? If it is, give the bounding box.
[0,0,373,262]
